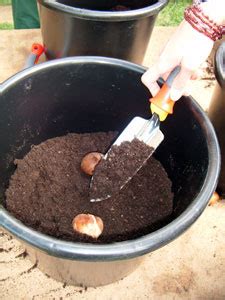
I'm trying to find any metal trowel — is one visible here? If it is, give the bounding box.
[90,66,180,202]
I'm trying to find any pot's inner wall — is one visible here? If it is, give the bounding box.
[0,62,208,222]
[57,0,157,10]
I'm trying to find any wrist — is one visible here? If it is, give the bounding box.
[200,1,225,25]
[184,3,225,41]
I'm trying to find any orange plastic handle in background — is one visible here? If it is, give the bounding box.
[31,43,45,64]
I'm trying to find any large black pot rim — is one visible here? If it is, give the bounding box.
[38,0,168,21]
[215,42,225,88]
[0,56,220,262]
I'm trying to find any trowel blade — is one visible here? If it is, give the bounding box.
[90,114,164,202]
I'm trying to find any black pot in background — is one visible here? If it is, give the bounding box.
[0,57,220,286]
[38,0,168,64]
[208,43,225,196]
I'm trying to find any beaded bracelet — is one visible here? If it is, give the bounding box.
[184,5,225,41]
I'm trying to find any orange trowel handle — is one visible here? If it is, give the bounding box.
[150,66,181,118]
[150,83,175,115]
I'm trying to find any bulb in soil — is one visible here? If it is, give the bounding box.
[209,191,220,206]
[72,214,104,239]
[80,152,103,176]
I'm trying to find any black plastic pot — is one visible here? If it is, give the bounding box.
[38,0,168,64]
[0,57,220,286]
[208,42,225,196]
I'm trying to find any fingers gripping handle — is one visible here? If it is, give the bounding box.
[24,43,45,69]
[150,66,181,121]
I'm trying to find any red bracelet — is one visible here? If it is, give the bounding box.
[184,5,225,41]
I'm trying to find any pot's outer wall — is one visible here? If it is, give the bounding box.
[208,43,225,195]
[0,57,220,286]
[38,0,168,64]
[26,243,145,286]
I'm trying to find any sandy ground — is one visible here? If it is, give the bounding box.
[1,202,225,299]
[0,5,13,23]
[0,27,225,299]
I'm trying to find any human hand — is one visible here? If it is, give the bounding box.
[141,19,214,101]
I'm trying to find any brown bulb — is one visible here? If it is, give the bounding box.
[81,152,103,175]
[209,191,220,206]
[72,213,104,239]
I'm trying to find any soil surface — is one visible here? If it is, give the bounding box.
[112,0,157,10]
[6,132,173,243]
[59,0,155,11]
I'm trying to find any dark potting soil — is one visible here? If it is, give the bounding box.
[111,5,131,11]
[6,132,173,243]
[90,138,154,202]
[110,1,157,10]
[58,0,157,11]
